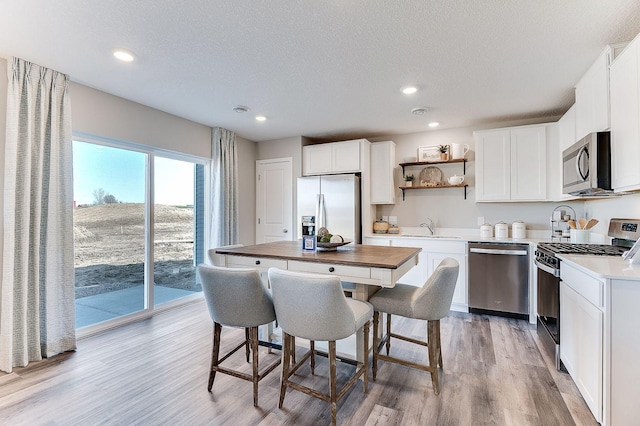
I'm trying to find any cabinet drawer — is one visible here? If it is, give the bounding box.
[560,263,604,308]
[227,256,287,270]
[288,260,371,279]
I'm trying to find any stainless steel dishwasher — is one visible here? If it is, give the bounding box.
[468,242,529,317]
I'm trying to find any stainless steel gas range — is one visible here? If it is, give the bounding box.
[534,218,640,370]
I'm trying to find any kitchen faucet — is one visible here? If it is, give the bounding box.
[420,218,435,235]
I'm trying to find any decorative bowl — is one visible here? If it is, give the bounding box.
[316,241,351,251]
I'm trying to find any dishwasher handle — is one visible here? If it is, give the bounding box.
[469,247,528,256]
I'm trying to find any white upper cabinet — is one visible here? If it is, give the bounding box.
[475,124,547,202]
[370,141,396,204]
[610,35,640,192]
[303,140,361,176]
[475,129,511,201]
[575,47,611,140]
[558,104,577,151]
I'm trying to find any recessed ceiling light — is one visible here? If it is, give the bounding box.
[411,107,429,115]
[402,86,418,95]
[428,122,440,128]
[233,105,249,113]
[112,49,135,62]
[255,115,267,122]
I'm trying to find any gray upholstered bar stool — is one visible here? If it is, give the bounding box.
[197,264,281,407]
[268,268,373,426]
[369,257,459,395]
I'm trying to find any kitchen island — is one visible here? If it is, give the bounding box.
[215,241,421,361]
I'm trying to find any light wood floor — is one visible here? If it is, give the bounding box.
[0,300,597,425]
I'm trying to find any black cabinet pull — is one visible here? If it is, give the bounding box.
[329,267,335,272]
[255,260,261,265]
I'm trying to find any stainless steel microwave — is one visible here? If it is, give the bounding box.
[562,131,612,196]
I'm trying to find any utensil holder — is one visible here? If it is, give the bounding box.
[570,229,590,244]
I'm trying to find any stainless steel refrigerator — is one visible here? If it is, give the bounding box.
[297,174,361,243]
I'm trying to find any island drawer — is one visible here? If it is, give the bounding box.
[288,261,371,279]
[226,255,287,270]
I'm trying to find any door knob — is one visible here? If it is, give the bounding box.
[283,229,288,233]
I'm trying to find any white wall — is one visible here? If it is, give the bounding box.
[585,193,640,238]
[71,83,211,158]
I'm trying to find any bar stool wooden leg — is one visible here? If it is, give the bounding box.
[363,320,370,392]
[245,328,251,362]
[386,313,392,355]
[427,320,440,395]
[279,333,291,408]
[372,311,379,380]
[310,340,316,375]
[329,341,337,426]
[208,322,222,391]
[436,320,443,368]
[250,327,260,407]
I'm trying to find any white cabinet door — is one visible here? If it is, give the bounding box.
[610,38,640,192]
[558,104,577,151]
[303,140,362,175]
[560,281,603,423]
[475,129,511,201]
[370,141,396,204]
[332,140,361,172]
[475,125,547,202]
[510,126,546,200]
[575,47,611,140]
[303,144,333,175]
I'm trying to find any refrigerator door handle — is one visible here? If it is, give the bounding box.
[316,193,325,229]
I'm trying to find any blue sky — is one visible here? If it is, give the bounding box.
[73,141,195,206]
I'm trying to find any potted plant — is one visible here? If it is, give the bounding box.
[404,174,414,187]
[438,145,449,161]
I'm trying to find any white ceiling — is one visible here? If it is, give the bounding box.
[1,1,640,142]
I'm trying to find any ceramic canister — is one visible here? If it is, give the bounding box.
[480,223,493,239]
[512,221,526,239]
[495,222,509,239]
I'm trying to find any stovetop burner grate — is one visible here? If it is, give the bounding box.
[537,242,626,256]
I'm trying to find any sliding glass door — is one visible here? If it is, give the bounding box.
[73,139,207,329]
[153,156,205,306]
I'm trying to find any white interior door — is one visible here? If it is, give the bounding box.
[256,158,293,243]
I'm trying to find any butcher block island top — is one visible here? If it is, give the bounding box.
[216,241,421,270]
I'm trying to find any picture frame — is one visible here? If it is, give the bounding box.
[417,145,440,162]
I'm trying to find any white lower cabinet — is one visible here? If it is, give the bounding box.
[364,237,467,312]
[560,281,603,422]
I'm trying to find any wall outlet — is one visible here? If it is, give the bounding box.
[389,216,398,225]
[477,216,485,226]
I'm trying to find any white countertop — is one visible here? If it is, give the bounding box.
[557,254,640,281]
[365,227,554,245]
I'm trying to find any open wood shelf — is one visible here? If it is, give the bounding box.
[399,158,467,175]
[399,184,469,200]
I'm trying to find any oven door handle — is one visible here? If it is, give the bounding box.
[535,259,559,277]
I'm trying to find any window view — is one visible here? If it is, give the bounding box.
[73,141,147,328]
[73,141,206,329]
[153,157,205,306]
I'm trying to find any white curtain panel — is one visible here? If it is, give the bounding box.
[209,127,239,248]
[0,58,76,373]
